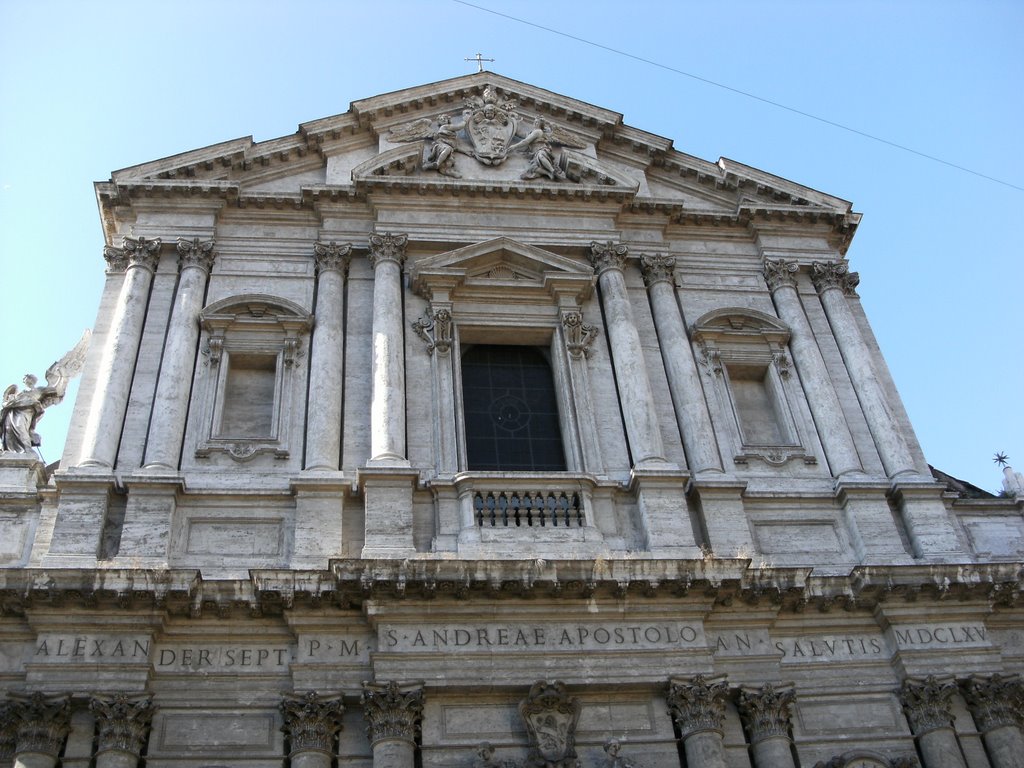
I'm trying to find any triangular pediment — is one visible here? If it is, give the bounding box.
[410,237,593,303]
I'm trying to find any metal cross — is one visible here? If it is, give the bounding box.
[465,52,495,72]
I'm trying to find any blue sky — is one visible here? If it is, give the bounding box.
[1,1,1021,491]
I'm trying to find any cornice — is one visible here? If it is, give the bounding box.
[0,561,1018,619]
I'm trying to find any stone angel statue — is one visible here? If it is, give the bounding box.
[508,117,586,182]
[387,114,468,178]
[1,330,91,455]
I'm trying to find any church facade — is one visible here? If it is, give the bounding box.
[1,73,1022,768]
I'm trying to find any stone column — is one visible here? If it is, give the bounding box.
[7,693,71,768]
[361,681,423,768]
[899,676,967,768]
[142,238,215,470]
[961,675,1024,768]
[281,692,345,768]
[589,242,667,467]
[666,675,729,768]
[305,241,352,471]
[811,261,916,478]
[80,237,161,469]
[368,233,410,466]
[738,683,797,768]
[763,259,862,477]
[640,254,723,474]
[89,694,155,768]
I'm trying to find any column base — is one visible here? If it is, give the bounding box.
[40,471,116,567]
[836,479,915,565]
[0,454,46,494]
[359,466,419,559]
[688,475,753,559]
[290,473,347,569]
[629,467,702,558]
[109,472,184,565]
[890,479,965,559]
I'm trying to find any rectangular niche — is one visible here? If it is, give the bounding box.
[218,352,279,438]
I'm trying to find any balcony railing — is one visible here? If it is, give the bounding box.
[473,490,584,528]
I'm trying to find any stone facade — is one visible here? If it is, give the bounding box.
[1,72,1022,768]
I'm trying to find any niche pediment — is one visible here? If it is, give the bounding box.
[410,237,594,305]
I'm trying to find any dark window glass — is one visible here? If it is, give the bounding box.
[461,345,567,471]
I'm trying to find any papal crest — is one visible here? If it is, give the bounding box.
[386,85,588,181]
[519,681,581,768]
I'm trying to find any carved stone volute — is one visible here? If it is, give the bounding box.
[7,692,72,758]
[280,691,345,756]
[89,693,155,758]
[412,307,453,355]
[367,232,409,269]
[360,680,424,746]
[639,254,677,288]
[811,261,860,297]
[899,676,957,736]
[666,674,729,738]
[762,258,799,292]
[589,241,628,276]
[960,674,1024,733]
[561,310,598,359]
[519,680,582,768]
[737,683,796,744]
[176,237,216,273]
[314,240,353,276]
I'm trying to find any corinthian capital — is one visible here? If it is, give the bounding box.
[738,683,796,744]
[589,241,628,275]
[811,261,860,297]
[367,232,409,268]
[762,258,799,292]
[361,681,424,746]
[103,236,161,273]
[176,237,216,273]
[666,675,729,738]
[639,254,677,288]
[6,692,72,758]
[89,694,155,759]
[899,676,957,735]
[281,691,345,755]
[960,674,1024,733]
[313,240,353,275]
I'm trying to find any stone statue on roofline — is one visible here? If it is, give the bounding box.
[1,330,90,456]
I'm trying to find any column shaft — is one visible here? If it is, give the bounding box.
[94,752,138,768]
[917,729,967,768]
[305,242,350,470]
[80,238,160,468]
[291,753,331,768]
[642,258,722,473]
[813,262,916,477]
[368,234,409,465]
[981,726,1024,768]
[683,731,727,767]
[590,244,666,466]
[763,260,861,476]
[143,239,214,470]
[749,737,796,768]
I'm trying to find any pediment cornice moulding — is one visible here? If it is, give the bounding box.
[0,560,1018,618]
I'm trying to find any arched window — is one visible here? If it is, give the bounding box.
[461,345,567,472]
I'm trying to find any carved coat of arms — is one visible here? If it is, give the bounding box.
[386,86,588,181]
[519,681,582,768]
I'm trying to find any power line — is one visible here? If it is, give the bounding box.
[452,0,1024,193]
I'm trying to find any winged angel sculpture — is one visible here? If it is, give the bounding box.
[387,86,586,181]
[1,330,90,455]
